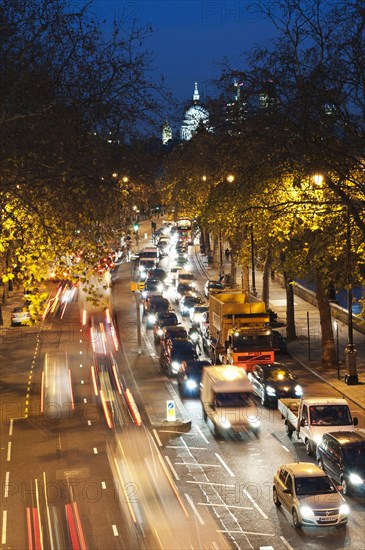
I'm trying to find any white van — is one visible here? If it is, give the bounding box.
[200,365,260,438]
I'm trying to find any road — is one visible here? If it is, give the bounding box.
[1,243,364,550]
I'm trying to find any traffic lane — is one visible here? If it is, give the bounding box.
[157,397,364,550]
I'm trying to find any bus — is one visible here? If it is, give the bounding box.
[176,218,193,244]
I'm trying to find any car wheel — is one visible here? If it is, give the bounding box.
[317,456,324,469]
[273,487,281,507]
[305,439,313,456]
[335,521,347,529]
[292,508,302,529]
[202,408,207,422]
[341,478,349,496]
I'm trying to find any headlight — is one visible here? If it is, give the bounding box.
[220,418,231,429]
[186,380,197,390]
[300,505,314,518]
[339,503,350,515]
[142,291,147,299]
[171,361,180,372]
[158,283,163,292]
[177,293,181,299]
[148,314,156,323]
[313,434,323,445]
[266,385,276,396]
[157,328,163,336]
[295,384,303,396]
[190,332,199,341]
[191,282,196,288]
[349,473,363,485]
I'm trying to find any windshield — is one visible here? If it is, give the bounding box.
[233,334,272,351]
[309,405,353,426]
[214,392,253,408]
[266,369,294,382]
[295,476,336,496]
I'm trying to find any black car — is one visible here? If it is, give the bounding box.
[179,294,204,316]
[153,311,178,344]
[204,280,224,298]
[145,296,170,327]
[146,268,167,285]
[316,431,365,495]
[175,282,194,303]
[272,330,288,354]
[248,362,303,406]
[160,338,198,376]
[177,360,212,396]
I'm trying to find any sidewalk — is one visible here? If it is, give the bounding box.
[201,252,365,412]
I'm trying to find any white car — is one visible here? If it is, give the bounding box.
[11,305,32,326]
[273,462,349,529]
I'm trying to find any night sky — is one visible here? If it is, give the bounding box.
[94,1,277,104]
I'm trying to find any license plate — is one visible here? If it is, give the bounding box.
[319,516,335,522]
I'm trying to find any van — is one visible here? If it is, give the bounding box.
[200,365,260,438]
[140,246,159,262]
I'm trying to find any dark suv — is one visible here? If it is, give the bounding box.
[160,338,198,377]
[316,431,365,495]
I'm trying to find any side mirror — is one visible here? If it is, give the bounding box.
[354,417,358,426]
[300,418,307,427]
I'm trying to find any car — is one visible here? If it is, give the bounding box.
[160,338,198,376]
[189,304,209,327]
[272,330,288,354]
[179,294,204,317]
[166,266,183,286]
[176,270,197,289]
[11,305,32,326]
[316,431,365,495]
[138,258,156,278]
[144,296,170,327]
[142,278,163,298]
[173,256,189,270]
[145,269,167,286]
[160,325,188,345]
[177,359,212,396]
[248,363,302,406]
[175,282,195,304]
[273,462,349,529]
[153,311,179,344]
[204,280,224,298]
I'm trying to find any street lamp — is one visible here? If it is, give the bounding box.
[344,208,358,384]
[250,226,257,296]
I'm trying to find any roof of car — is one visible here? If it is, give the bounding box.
[279,462,326,477]
[163,325,187,334]
[322,431,365,445]
[183,360,211,370]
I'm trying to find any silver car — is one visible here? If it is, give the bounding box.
[273,462,349,529]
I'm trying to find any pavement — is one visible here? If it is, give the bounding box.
[1,218,364,432]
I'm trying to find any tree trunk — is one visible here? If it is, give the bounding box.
[285,273,297,341]
[262,247,272,308]
[205,230,211,254]
[314,268,337,366]
[2,281,9,306]
[241,264,249,292]
[231,254,237,288]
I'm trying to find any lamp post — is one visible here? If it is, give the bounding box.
[219,230,224,279]
[344,208,358,384]
[250,226,257,296]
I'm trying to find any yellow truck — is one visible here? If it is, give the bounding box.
[208,291,274,371]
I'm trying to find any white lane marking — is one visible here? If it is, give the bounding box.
[164,456,180,480]
[195,425,209,444]
[242,488,268,519]
[6,442,11,462]
[4,472,9,498]
[167,445,207,451]
[185,494,205,525]
[282,445,290,453]
[218,529,275,536]
[187,481,235,487]
[159,430,195,434]
[93,447,98,454]
[214,453,235,477]
[112,524,119,536]
[175,462,221,468]
[1,510,7,544]
[198,502,252,510]
[101,482,106,489]
[9,419,13,436]
[152,428,162,447]
[280,535,295,549]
